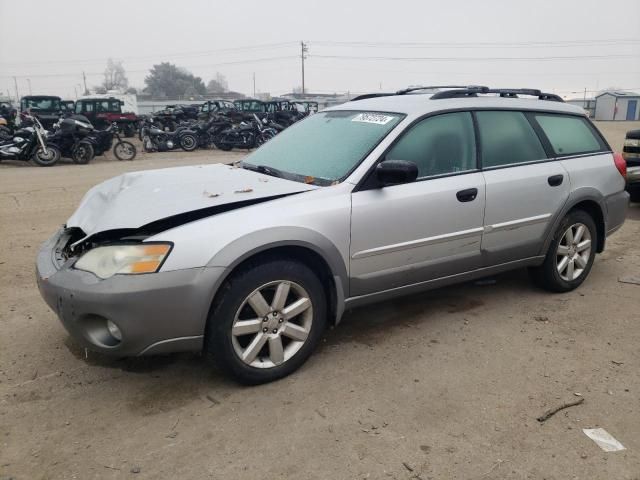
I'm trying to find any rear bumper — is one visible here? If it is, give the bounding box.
[36,228,225,356]
[605,190,630,236]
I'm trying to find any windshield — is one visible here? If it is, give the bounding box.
[23,98,61,111]
[242,110,403,184]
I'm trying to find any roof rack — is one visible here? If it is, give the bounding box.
[350,85,564,103]
[351,86,474,101]
[430,86,564,102]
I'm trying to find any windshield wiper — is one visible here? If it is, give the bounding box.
[242,163,284,179]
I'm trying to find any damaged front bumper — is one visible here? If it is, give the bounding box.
[36,228,225,356]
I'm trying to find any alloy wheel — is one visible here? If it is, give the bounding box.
[231,280,313,369]
[556,222,592,281]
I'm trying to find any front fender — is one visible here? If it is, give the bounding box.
[206,226,349,298]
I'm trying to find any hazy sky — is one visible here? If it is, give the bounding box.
[1,0,639,100]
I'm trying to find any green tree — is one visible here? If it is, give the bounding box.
[144,63,206,98]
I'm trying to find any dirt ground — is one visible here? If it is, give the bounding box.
[1,122,639,480]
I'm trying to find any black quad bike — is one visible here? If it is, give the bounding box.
[0,114,61,166]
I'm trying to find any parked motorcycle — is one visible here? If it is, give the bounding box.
[212,114,276,151]
[142,125,198,152]
[88,122,137,161]
[47,116,95,164]
[0,114,61,166]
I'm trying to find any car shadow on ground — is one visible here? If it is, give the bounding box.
[66,267,534,383]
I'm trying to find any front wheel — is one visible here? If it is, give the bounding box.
[179,134,198,152]
[529,210,597,292]
[205,257,327,384]
[71,142,94,164]
[113,141,137,161]
[32,146,60,167]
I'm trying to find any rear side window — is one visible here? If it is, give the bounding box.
[533,114,603,156]
[386,112,476,178]
[476,111,547,168]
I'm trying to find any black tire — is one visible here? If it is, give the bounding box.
[71,143,94,165]
[32,146,60,167]
[205,257,327,385]
[629,188,640,203]
[180,134,198,152]
[529,209,597,293]
[113,141,137,161]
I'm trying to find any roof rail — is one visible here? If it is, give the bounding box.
[430,87,564,102]
[350,93,395,101]
[395,85,470,95]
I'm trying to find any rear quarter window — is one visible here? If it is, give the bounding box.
[533,114,605,156]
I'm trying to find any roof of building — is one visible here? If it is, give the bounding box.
[595,91,640,98]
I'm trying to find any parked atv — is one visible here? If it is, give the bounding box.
[74,97,138,137]
[20,96,63,130]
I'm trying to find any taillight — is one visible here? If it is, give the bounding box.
[613,152,627,179]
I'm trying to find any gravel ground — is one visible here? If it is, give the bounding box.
[1,122,639,479]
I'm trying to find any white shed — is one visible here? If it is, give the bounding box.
[594,91,640,121]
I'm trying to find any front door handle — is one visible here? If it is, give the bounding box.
[456,188,478,202]
[548,174,564,187]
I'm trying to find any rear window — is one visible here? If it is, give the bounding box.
[533,114,604,156]
[476,111,547,168]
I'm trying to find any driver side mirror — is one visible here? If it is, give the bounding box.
[376,160,418,186]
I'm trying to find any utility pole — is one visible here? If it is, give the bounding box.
[300,41,308,96]
[253,72,256,97]
[74,86,78,100]
[27,78,32,95]
[82,71,88,95]
[13,76,19,102]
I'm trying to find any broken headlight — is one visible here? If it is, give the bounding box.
[74,243,172,279]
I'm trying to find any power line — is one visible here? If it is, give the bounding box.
[311,53,638,62]
[0,42,299,67]
[0,56,299,79]
[311,39,640,49]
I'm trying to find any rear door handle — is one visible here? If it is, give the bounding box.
[548,174,564,187]
[456,188,478,202]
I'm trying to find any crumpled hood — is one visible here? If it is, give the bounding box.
[67,163,317,237]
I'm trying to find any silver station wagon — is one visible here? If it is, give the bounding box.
[37,86,629,384]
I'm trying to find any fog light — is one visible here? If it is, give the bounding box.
[106,320,122,341]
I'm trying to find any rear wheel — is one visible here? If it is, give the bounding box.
[32,146,60,167]
[530,210,597,292]
[71,142,94,164]
[113,141,137,161]
[205,257,327,384]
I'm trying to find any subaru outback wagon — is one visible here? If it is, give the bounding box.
[37,86,629,384]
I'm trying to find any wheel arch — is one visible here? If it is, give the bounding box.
[206,231,349,326]
[541,191,606,256]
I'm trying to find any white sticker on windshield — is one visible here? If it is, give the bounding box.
[351,113,395,125]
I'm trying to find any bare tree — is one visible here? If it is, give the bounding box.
[206,72,229,93]
[102,58,128,91]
